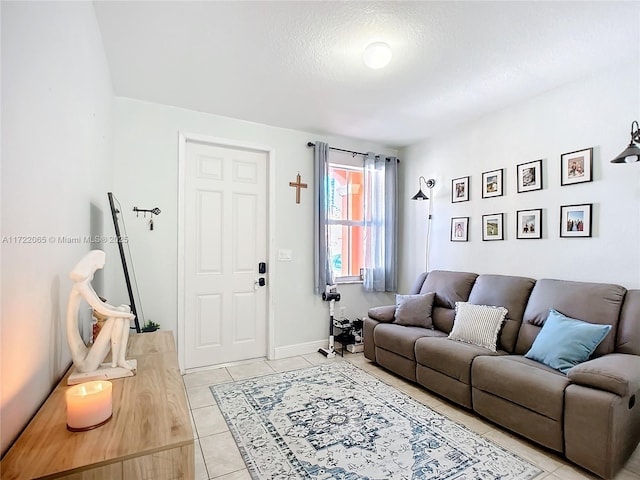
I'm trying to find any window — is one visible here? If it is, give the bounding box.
[313,142,398,293]
[327,157,365,282]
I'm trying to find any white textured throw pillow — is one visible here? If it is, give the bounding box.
[449,302,508,352]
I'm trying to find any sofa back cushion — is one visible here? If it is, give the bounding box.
[419,270,478,332]
[409,272,429,294]
[515,279,626,356]
[617,289,640,355]
[468,274,536,352]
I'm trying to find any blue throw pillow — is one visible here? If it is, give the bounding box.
[524,309,612,374]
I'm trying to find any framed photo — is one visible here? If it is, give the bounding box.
[482,213,504,241]
[516,209,542,239]
[451,176,470,203]
[517,160,543,193]
[450,217,469,242]
[560,204,592,238]
[482,169,504,198]
[561,147,593,186]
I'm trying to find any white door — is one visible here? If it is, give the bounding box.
[183,140,268,369]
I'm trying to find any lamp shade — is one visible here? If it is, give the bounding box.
[611,121,640,163]
[610,143,640,163]
[411,189,429,201]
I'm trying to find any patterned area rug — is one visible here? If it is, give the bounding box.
[211,362,542,480]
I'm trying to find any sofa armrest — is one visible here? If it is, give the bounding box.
[367,305,396,323]
[567,353,640,397]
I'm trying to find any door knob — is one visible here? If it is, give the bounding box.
[255,277,266,287]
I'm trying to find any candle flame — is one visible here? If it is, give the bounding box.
[68,380,111,397]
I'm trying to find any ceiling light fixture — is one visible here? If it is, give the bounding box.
[363,42,392,70]
[610,120,640,163]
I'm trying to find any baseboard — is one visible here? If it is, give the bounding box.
[273,340,329,359]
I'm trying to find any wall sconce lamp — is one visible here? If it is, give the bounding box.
[611,121,640,163]
[411,176,435,200]
[411,177,436,271]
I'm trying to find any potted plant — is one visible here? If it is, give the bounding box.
[141,320,160,333]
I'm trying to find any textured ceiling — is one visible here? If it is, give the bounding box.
[93,1,639,148]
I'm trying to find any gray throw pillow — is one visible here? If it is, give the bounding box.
[394,292,435,328]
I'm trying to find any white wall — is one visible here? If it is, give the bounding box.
[111,98,396,360]
[399,59,640,293]
[0,2,114,455]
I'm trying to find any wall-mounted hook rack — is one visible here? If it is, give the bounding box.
[133,207,161,230]
[133,207,161,216]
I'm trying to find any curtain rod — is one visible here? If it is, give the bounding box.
[306,142,400,162]
[306,142,366,157]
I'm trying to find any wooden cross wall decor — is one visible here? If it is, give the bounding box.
[289,173,307,204]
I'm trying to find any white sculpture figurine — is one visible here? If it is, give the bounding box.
[66,250,137,385]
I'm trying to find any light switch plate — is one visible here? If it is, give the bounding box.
[278,249,292,261]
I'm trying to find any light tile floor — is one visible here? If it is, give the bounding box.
[183,352,640,480]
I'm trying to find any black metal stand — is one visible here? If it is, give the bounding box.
[332,318,364,356]
[108,192,141,333]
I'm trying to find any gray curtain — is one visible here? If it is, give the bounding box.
[363,154,398,292]
[313,142,333,294]
[363,153,384,291]
[384,156,398,292]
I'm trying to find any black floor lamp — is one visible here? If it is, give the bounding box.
[412,176,436,272]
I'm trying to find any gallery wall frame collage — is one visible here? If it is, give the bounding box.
[450,147,593,242]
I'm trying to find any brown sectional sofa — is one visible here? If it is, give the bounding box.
[364,270,640,479]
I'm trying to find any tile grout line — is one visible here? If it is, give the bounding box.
[195,439,211,480]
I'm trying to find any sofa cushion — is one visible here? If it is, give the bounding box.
[431,306,456,334]
[448,302,507,352]
[472,355,569,421]
[516,279,625,356]
[409,272,429,295]
[525,309,612,373]
[394,292,435,328]
[419,270,478,309]
[415,337,504,384]
[373,323,446,360]
[467,274,535,352]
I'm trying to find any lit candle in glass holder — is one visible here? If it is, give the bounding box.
[66,380,113,432]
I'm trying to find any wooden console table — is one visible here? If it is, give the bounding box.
[1,331,194,479]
